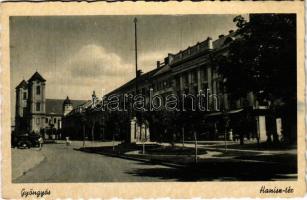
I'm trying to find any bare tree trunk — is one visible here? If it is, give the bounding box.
[182,127,185,147]
[194,131,198,164]
[91,121,95,142]
[83,124,85,148]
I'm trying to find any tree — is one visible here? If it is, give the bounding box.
[214,14,296,144]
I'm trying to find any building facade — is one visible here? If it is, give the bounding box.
[14,72,87,139]
[62,25,295,144]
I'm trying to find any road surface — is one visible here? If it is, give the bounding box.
[14,142,177,183]
[13,141,297,182]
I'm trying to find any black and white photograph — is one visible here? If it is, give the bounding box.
[9,13,298,184]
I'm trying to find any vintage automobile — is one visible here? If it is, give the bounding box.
[11,133,41,149]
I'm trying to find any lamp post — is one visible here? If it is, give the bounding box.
[222,77,228,152]
[80,108,86,148]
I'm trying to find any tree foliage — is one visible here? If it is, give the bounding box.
[214,14,297,144]
[215,14,296,103]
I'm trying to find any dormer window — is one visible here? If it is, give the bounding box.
[36,86,41,95]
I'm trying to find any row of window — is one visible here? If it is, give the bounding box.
[36,117,59,125]
[153,79,172,91]
[22,86,41,100]
[175,68,209,89]
[126,67,217,95]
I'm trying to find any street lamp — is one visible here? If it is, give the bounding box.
[80,109,86,148]
[222,77,228,152]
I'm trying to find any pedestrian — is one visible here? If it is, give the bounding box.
[38,136,43,151]
[65,137,71,147]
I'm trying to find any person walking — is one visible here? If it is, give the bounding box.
[65,137,71,147]
[38,136,43,150]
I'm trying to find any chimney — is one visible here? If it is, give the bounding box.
[168,53,174,65]
[157,61,160,68]
[207,37,213,50]
[164,57,169,65]
[92,90,97,108]
[137,69,143,77]
[218,34,225,39]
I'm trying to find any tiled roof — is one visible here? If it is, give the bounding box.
[46,99,87,115]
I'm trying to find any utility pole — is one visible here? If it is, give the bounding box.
[222,78,228,152]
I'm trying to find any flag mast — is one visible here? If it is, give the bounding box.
[134,17,138,94]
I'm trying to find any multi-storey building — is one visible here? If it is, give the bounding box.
[14,72,87,139]
[102,31,258,141]
[62,27,295,143]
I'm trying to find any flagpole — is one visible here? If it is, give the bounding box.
[134,17,138,94]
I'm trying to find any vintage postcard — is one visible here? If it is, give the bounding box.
[1,1,305,199]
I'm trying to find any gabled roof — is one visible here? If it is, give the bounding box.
[28,72,46,82]
[46,99,88,115]
[15,80,28,89]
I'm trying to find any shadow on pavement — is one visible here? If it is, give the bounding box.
[76,145,297,181]
[127,160,297,181]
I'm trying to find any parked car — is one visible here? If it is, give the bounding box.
[12,133,41,149]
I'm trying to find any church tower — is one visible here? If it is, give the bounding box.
[63,96,73,116]
[15,80,28,132]
[27,72,46,133]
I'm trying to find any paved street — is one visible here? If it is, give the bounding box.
[12,140,297,182]
[13,141,177,183]
[12,148,45,180]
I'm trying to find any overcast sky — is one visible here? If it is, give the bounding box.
[10,15,242,117]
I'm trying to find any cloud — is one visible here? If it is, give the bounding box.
[139,50,174,72]
[68,44,132,78]
[41,44,135,99]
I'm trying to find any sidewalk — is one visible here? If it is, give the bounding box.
[55,140,121,148]
[12,148,45,180]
